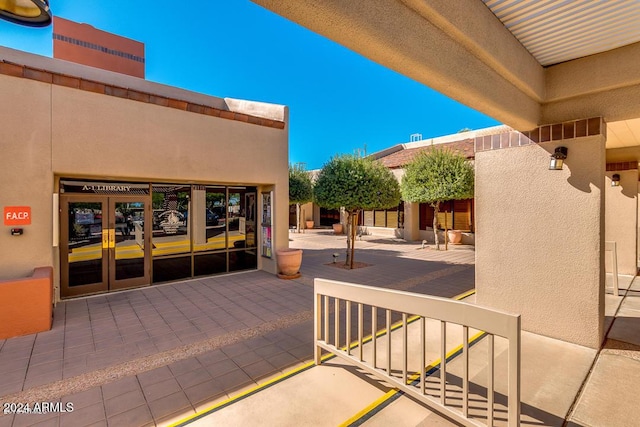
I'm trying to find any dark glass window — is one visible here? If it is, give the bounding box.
[419,199,473,231]
[150,184,257,284]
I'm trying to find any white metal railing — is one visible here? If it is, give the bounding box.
[314,278,521,427]
[605,241,620,296]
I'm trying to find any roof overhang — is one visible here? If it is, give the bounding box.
[251,0,640,134]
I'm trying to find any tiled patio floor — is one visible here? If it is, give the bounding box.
[0,231,475,427]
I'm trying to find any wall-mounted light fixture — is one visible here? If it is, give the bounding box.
[549,146,568,170]
[0,0,51,27]
[611,174,621,187]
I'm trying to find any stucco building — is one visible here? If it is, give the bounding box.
[302,127,500,246]
[53,16,145,78]
[255,0,640,351]
[0,45,289,308]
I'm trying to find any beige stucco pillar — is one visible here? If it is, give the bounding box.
[402,201,421,242]
[475,120,605,349]
[605,169,638,276]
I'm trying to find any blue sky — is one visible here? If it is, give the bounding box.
[0,0,499,170]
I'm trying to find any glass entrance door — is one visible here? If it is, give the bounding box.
[61,196,150,298]
[61,196,108,297]
[109,198,150,291]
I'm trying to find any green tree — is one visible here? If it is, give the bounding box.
[400,148,474,250]
[289,164,314,233]
[315,154,401,268]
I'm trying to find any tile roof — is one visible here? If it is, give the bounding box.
[377,139,475,169]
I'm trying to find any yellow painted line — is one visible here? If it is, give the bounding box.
[171,288,477,426]
[454,288,476,300]
[338,330,486,427]
[338,390,398,427]
[169,352,338,427]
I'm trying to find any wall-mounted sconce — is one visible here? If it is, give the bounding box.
[0,0,51,27]
[611,174,621,187]
[549,146,568,170]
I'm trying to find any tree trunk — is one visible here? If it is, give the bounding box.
[444,205,448,251]
[350,212,357,269]
[345,211,351,266]
[432,201,440,251]
[296,203,300,233]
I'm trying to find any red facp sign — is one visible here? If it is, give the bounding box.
[4,206,31,225]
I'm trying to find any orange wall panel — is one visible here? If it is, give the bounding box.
[0,267,53,339]
[53,17,144,78]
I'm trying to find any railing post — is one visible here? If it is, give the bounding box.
[358,303,364,361]
[487,334,495,427]
[335,298,340,349]
[508,317,521,427]
[386,309,392,375]
[462,325,469,417]
[314,287,322,365]
[420,317,425,395]
[372,306,378,369]
[440,320,447,405]
[346,301,352,354]
[402,313,408,384]
[605,241,620,296]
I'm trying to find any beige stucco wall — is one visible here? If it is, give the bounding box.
[0,64,288,292]
[476,137,605,349]
[605,170,638,276]
[0,76,54,280]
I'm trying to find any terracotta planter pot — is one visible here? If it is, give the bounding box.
[276,248,303,278]
[447,230,463,244]
[305,220,314,229]
[332,223,343,234]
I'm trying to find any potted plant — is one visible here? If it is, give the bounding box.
[276,248,303,279]
[305,220,314,229]
[332,223,343,234]
[448,229,462,244]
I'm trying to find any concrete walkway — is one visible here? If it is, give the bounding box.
[173,272,640,427]
[0,231,474,427]
[566,274,640,427]
[3,230,635,427]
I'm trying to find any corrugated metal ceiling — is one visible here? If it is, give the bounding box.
[482,0,640,66]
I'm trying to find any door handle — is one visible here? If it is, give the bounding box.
[109,228,115,249]
[102,229,109,249]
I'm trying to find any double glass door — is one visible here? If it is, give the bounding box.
[61,195,150,297]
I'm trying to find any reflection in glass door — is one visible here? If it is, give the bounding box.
[61,197,108,297]
[110,198,150,291]
[61,196,150,298]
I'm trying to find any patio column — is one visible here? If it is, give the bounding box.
[402,201,420,242]
[605,167,638,276]
[475,118,605,349]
